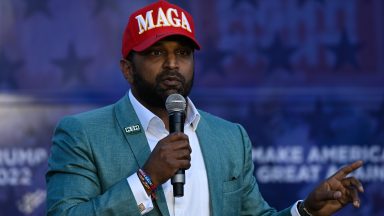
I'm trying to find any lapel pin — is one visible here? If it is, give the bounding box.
[125,124,141,134]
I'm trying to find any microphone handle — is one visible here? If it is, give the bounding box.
[169,111,185,197]
[171,169,185,197]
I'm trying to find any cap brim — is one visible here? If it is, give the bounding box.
[132,32,201,52]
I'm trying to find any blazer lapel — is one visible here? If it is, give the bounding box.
[114,94,170,216]
[114,94,150,167]
[196,114,223,216]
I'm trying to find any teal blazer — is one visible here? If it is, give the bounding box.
[46,94,292,216]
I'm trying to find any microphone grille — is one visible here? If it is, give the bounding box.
[165,94,186,113]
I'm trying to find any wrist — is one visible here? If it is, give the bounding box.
[137,169,158,200]
[142,166,159,186]
[297,201,314,216]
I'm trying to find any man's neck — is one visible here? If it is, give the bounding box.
[131,91,170,130]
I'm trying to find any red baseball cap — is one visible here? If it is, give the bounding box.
[122,0,201,58]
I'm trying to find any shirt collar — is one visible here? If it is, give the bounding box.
[128,90,200,132]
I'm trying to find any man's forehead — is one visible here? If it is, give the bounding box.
[148,36,196,48]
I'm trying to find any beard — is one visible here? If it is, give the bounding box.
[131,67,194,108]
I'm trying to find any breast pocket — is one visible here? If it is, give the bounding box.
[222,177,243,216]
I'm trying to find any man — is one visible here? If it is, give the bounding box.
[46,1,364,215]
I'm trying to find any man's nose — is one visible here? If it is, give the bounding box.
[163,53,179,69]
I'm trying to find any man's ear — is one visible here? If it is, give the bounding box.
[120,59,134,84]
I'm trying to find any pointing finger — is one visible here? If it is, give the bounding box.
[332,160,363,180]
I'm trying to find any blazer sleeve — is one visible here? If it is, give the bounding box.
[46,116,142,216]
[237,124,292,216]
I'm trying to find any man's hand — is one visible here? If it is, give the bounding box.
[303,160,364,216]
[142,132,191,186]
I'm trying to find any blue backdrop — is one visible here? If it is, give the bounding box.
[0,0,383,215]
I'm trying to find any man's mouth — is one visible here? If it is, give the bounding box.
[162,76,182,86]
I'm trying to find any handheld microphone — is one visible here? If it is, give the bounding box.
[165,93,186,197]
